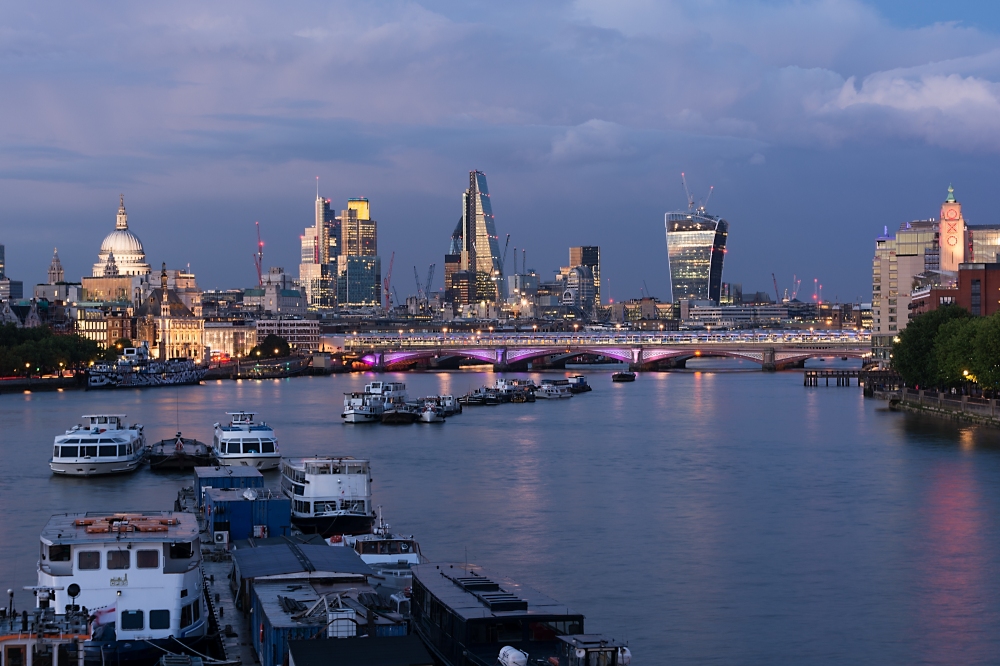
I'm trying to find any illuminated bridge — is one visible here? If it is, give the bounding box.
[343,330,872,371]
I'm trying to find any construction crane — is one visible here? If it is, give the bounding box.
[424,264,436,298]
[703,185,715,211]
[253,221,264,286]
[772,273,780,303]
[413,266,423,300]
[681,172,695,210]
[494,234,511,304]
[791,275,801,301]
[382,251,395,312]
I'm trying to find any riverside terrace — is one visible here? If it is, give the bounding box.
[343,330,871,372]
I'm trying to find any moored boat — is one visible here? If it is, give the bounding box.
[211,411,281,470]
[280,457,375,537]
[86,342,206,390]
[568,375,592,393]
[342,391,383,423]
[612,371,637,382]
[36,511,209,666]
[330,510,426,593]
[149,432,213,470]
[382,406,419,424]
[535,381,572,399]
[418,403,446,423]
[50,415,145,477]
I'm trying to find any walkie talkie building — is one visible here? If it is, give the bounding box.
[665,210,728,303]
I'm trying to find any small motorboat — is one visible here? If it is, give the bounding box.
[568,375,592,393]
[418,403,446,423]
[611,371,637,382]
[150,431,213,470]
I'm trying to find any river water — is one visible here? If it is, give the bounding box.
[3,363,1000,664]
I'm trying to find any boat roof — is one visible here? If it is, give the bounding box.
[232,542,372,579]
[195,466,264,479]
[40,511,199,546]
[81,414,127,419]
[284,456,369,467]
[411,563,580,621]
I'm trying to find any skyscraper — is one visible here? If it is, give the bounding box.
[340,198,377,256]
[664,206,728,303]
[299,193,338,308]
[335,197,381,308]
[459,171,502,302]
[569,246,601,308]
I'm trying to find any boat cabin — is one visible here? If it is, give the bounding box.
[410,563,586,666]
[280,458,374,536]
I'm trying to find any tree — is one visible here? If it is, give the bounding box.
[249,334,291,359]
[932,317,982,388]
[972,313,1000,393]
[892,305,970,387]
[0,323,102,376]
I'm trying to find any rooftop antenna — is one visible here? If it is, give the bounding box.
[253,221,264,287]
[316,176,319,199]
[681,172,695,211]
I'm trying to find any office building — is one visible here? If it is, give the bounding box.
[244,267,307,315]
[335,255,381,307]
[299,194,338,308]
[443,254,461,304]
[664,206,728,303]
[256,318,321,351]
[340,199,377,256]
[967,225,1000,263]
[560,265,596,313]
[871,219,939,360]
[451,171,502,303]
[568,246,601,308]
[204,319,258,359]
[957,263,1000,317]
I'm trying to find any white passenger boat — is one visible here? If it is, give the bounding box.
[280,457,375,536]
[418,402,446,423]
[342,381,408,423]
[49,415,145,476]
[36,511,208,666]
[211,411,281,470]
[535,381,573,399]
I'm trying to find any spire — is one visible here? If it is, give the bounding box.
[103,251,120,277]
[161,262,168,290]
[116,194,128,230]
[946,184,956,203]
[48,248,64,284]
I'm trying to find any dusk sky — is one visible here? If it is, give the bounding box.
[4,0,1000,302]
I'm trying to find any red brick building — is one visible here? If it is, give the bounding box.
[910,287,959,317]
[957,263,1000,316]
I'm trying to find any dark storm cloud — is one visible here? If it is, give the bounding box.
[2,0,1000,298]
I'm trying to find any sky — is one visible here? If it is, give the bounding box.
[3,1,1000,303]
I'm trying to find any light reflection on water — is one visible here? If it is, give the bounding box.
[3,369,1000,663]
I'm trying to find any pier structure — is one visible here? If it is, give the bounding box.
[344,330,870,372]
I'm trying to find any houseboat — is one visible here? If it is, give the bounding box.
[36,512,209,666]
[49,415,145,476]
[211,411,281,470]
[331,510,426,593]
[280,457,375,537]
[411,563,632,666]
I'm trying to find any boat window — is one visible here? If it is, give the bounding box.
[53,446,60,458]
[107,550,130,570]
[64,438,80,444]
[120,610,143,631]
[136,550,159,569]
[118,445,128,456]
[82,446,98,457]
[243,439,261,454]
[78,551,100,570]
[149,610,170,630]
[80,438,98,444]
[49,544,71,562]
[400,541,412,553]
[342,500,366,513]
[226,442,240,454]
[170,542,194,559]
[99,446,117,457]
[180,602,194,628]
[314,501,337,513]
[529,620,582,638]
[293,500,311,514]
[360,542,379,554]
[261,440,275,454]
[60,446,78,457]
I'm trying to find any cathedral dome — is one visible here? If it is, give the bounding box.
[100,228,145,256]
[92,195,151,278]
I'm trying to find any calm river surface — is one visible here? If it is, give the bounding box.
[3,364,1000,664]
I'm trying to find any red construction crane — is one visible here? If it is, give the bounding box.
[772,273,780,303]
[383,251,395,311]
[253,221,264,286]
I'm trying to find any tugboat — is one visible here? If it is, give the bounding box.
[149,432,213,470]
[280,457,376,536]
[50,415,145,477]
[612,371,637,382]
[86,342,206,389]
[36,512,209,666]
[211,411,281,470]
[568,375,592,393]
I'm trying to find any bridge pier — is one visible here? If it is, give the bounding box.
[761,347,776,372]
[492,347,509,372]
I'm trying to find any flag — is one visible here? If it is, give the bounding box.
[93,604,116,626]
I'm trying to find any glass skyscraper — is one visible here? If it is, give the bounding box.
[664,211,728,303]
[461,171,502,301]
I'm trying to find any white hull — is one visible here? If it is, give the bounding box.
[343,410,381,423]
[49,457,143,476]
[418,411,445,423]
[215,454,280,470]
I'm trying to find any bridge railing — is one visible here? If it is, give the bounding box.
[343,330,871,350]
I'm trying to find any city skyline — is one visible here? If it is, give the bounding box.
[5,3,1000,301]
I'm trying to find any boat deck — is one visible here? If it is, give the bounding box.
[204,554,255,666]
